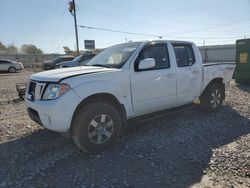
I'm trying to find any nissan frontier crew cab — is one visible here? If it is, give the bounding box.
[26,40,235,153]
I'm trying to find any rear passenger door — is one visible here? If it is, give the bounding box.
[131,42,177,114]
[172,43,202,104]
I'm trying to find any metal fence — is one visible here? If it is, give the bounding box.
[199,44,236,63]
[0,54,63,67]
[0,44,237,67]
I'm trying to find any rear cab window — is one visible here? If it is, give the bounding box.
[172,43,195,67]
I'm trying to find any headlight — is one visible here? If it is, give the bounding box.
[42,83,70,100]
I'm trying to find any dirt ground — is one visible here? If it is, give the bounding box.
[0,69,249,188]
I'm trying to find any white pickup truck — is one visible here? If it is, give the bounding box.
[26,40,235,153]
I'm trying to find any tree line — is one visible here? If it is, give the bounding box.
[0,41,43,54]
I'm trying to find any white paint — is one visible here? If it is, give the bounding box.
[25,40,236,133]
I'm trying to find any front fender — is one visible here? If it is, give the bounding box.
[75,80,125,101]
[68,79,132,117]
[62,69,133,117]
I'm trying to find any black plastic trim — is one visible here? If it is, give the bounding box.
[27,108,43,126]
[203,62,235,67]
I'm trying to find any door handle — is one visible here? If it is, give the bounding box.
[166,73,175,78]
[192,70,200,74]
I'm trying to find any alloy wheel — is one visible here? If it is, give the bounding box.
[9,67,16,73]
[210,89,221,108]
[87,114,114,144]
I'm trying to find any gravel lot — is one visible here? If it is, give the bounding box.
[0,69,249,188]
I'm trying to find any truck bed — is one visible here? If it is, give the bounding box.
[202,62,236,90]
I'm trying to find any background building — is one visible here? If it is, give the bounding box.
[199,44,236,63]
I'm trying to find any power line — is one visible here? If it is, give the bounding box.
[96,0,250,28]
[198,26,250,36]
[78,4,189,32]
[78,3,250,37]
[95,0,214,26]
[56,26,74,52]
[49,1,68,52]
[174,19,250,36]
[79,25,244,40]
[79,25,163,38]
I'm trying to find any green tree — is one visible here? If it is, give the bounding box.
[0,41,6,51]
[6,44,18,54]
[20,44,43,54]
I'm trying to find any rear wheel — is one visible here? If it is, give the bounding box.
[8,66,16,73]
[200,83,224,112]
[71,102,122,153]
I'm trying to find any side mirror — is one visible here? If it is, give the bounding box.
[138,58,156,70]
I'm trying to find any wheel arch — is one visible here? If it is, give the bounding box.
[202,77,225,99]
[8,66,16,72]
[70,93,127,134]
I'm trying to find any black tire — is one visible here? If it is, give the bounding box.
[200,83,224,112]
[8,66,16,73]
[59,132,70,139]
[71,102,122,153]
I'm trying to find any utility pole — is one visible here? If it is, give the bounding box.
[203,39,206,47]
[203,39,207,63]
[69,0,79,55]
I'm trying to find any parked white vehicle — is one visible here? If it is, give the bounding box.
[25,40,235,153]
[0,59,24,73]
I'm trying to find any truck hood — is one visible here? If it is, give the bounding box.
[30,66,116,82]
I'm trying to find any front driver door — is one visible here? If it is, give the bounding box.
[130,42,177,114]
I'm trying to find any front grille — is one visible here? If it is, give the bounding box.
[28,81,36,101]
[27,81,46,101]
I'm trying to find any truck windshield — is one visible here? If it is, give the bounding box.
[86,42,142,68]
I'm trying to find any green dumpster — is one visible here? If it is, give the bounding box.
[235,38,250,84]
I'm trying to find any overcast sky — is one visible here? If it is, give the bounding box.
[1,0,250,53]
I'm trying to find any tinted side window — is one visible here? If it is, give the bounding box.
[60,57,72,62]
[66,57,73,61]
[173,44,195,67]
[83,54,91,61]
[135,44,170,71]
[0,60,10,64]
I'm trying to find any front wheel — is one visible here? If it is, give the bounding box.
[8,66,16,73]
[200,83,224,112]
[71,102,122,153]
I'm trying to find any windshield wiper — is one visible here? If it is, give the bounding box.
[89,64,110,68]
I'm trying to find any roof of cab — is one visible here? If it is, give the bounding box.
[127,40,195,45]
